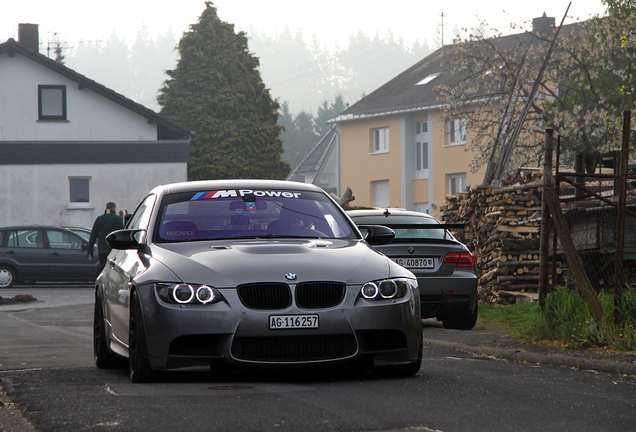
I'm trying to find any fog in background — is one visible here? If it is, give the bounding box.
[59,26,430,115]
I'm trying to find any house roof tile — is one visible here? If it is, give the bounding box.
[332,20,582,123]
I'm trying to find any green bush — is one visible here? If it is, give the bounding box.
[524,287,636,351]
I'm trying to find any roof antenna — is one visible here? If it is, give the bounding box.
[440,12,446,55]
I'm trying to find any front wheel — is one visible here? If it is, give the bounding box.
[0,266,17,288]
[94,295,124,368]
[129,290,157,383]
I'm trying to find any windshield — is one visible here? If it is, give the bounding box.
[351,215,448,240]
[154,188,357,243]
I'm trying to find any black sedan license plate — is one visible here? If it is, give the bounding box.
[392,257,434,268]
[269,315,319,329]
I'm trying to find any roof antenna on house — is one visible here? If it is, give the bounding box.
[46,32,59,58]
[440,12,446,55]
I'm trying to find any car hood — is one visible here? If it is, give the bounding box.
[149,238,409,287]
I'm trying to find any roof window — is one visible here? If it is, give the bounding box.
[415,73,440,86]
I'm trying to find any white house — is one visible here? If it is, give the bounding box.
[0,24,191,228]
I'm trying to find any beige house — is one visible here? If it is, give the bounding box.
[330,15,558,218]
[330,47,484,218]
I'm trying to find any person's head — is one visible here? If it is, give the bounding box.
[106,202,116,213]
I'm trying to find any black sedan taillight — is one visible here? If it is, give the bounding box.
[443,251,475,268]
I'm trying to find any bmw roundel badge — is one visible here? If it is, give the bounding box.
[408,247,416,254]
[285,273,298,281]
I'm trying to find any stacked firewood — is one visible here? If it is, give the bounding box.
[440,172,558,306]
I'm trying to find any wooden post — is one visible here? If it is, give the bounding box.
[551,136,561,286]
[614,110,631,322]
[544,187,604,324]
[539,129,554,309]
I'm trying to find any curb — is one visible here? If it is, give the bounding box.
[423,338,636,376]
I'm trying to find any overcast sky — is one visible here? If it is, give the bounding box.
[1,0,608,50]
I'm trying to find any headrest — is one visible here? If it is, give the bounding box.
[159,221,199,241]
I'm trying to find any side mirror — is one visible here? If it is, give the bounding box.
[106,229,146,250]
[357,225,395,246]
[81,242,88,251]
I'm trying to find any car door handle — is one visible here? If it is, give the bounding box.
[5,251,15,255]
[50,252,60,256]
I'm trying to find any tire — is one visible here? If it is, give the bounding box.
[0,266,17,288]
[375,339,423,377]
[94,295,124,369]
[129,290,156,383]
[442,304,478,330]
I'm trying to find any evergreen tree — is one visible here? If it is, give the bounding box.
[279,102,319,170]
[157,2,290,180]
[314,94,346,137]
[54,41,65,64]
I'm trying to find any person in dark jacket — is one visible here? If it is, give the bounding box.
[88,202,124,271]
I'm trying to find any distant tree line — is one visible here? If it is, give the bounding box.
[279,95,347,170]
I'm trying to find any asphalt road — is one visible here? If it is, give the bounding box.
[1,288,635,432]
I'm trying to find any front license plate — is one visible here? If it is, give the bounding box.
[269,315,319,329]
[392,257,434,269]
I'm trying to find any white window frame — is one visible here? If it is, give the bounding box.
[448,173,467,196]
[68,177,92,208]
[372,180,390,208]
[415,120,429,179]
[371,127,389,154]
[38,85,67,121]
[448,118,466,145]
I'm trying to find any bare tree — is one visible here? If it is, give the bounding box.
[436,2,636,182]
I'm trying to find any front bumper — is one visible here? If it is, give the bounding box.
[137,282,421,372]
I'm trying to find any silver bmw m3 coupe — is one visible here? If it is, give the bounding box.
[93,180,422,382]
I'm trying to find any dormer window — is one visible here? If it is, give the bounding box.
[38,85,67,121]
[415,73,440,86]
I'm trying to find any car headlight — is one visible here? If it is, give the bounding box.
[155,283,224,305]
[359,278,414,300]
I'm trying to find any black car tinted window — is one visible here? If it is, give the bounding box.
[352,215,446,240]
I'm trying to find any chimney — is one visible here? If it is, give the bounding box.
[533,13,555,34]
[18,23,39,52]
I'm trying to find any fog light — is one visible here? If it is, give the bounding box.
[196,285,215,304]
[361,282,379,299]
[173,284,194,303]
[379,279,397,298]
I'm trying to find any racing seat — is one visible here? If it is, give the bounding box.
[159,221,199,241]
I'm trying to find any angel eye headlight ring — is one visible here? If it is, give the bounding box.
[360,278,412,301]
[379,279,398,298]
[173,284,194,304]
[361,282,379,299]
[156,283,224,305]
[196,285,215,304]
